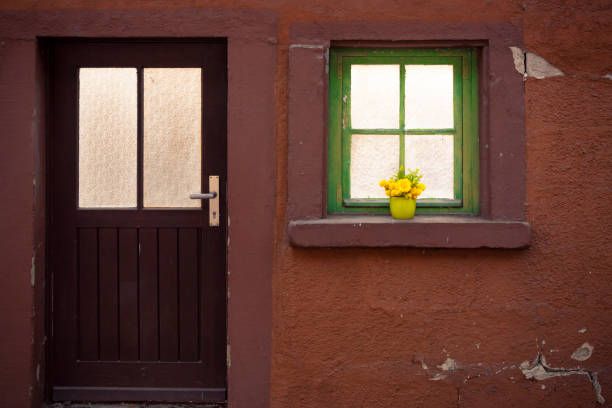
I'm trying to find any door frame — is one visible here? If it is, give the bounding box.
[0,8,276,408]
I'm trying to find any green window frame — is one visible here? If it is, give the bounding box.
[327,47,479,214]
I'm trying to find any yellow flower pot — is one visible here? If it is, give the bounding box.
[389,196,416,220]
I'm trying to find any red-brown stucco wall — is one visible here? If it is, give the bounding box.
[1,1,611,407]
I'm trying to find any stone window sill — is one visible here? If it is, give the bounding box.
[288,215,531,248]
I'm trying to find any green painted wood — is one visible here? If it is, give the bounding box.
[399,63,406,171]
[327,47,479,215]
[453,58,463,203]
[341,57,352,206]
[344,198,462,208]
[327,50,342,214]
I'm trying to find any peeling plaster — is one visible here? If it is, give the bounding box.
[510,47,564,79]
[510,46,525,77]
[571,343,594,361]
[437,357,457,372]
[579,328,587,334]
[603,74,612,80]
[520,353,605,405]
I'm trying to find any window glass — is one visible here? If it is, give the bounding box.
[143,68,202,208]
[351,65,399,129]
[404,135,454,199]
[350,134,399,198]
[404,65,454,129]
[78,68,137,208]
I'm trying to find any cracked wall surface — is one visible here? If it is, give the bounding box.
[1,1,611,408]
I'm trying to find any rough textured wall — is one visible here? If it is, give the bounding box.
[1,1,611,407]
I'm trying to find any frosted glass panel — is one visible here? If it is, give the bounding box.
[78,68,137,208]
[351,65,399,129]
[350,134,399,198]
[143,68,201,208]
[405,65,454,129]
[404,135,454,199]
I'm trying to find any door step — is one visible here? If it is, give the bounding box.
[45,403,225,408]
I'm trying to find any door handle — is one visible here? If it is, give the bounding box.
[189,192,217,199]
[189,175,220,227]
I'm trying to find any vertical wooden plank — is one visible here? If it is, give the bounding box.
[98,228,119,361]
[78,228,99,361]
[159,228,179,361]
[119,228,138,361]
[178,228,199,361]
[139,227,159,361]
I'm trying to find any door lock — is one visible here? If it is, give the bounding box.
[190,175,220,227]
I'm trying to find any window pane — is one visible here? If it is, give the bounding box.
[143,68,202,208]
[350,134,399,198]
[404,135,454,199]
[78,68,137,208]
[405,65,454,129]
[351,65,399,129]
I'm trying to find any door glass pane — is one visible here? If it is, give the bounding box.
[351,65,399,129]
[405,65,454,129]
[143,68,202,208]
[78,68,137,208]
[350,134,399,198]
[404,135,454,199]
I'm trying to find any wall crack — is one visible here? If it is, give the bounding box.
[520,353,605,405]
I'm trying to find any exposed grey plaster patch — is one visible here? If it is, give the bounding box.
[526,52,564,79]
[30,255,36,287]
[510,46,525,76]
[520,353,605,404]
[438,357,457,372]
[429,373,447,381]
[603,74,612,80]
[571,343,594,361]
[579,328,587,334]
[509,47,564,79]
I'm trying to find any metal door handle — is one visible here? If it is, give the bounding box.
[189,192,217,199]
[189,176,220,227]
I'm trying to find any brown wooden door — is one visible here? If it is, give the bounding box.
[48,40,227,403]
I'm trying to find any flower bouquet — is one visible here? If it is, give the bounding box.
[379,167,426,219]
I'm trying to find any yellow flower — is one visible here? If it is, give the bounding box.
[391,189,400,196]
[417,183,426,191]
[379,180,388,187]
[385,189,392,196]
[398,179,411,191]
[410,187,419,196]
